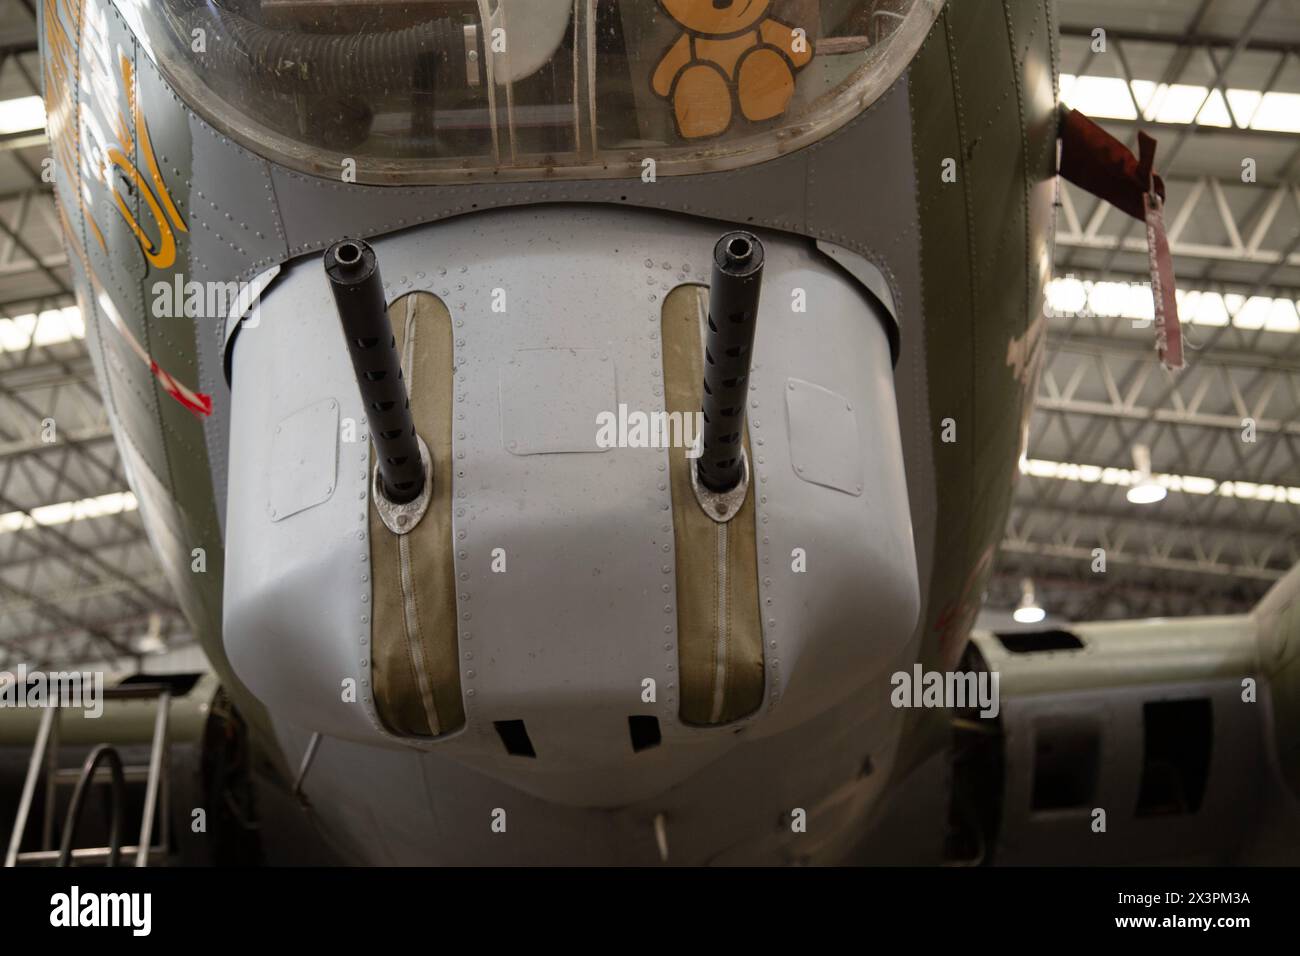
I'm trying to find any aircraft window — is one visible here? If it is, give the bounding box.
[1136,699,1212,816]
[1031,715,1100,811]
[117,671,205,696]
[136,0,942,184]
[995,629,1085,653]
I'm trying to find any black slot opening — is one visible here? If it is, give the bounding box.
[996,629,1085,653]
[493,719,536,758]
[628,715,662,752]
[1031,715,1100,811]
[116,672,204,696]
[1136,698,1212,816]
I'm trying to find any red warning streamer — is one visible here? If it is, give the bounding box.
[1059,108,1184,371]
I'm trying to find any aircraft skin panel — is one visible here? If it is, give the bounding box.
[40,0,278,756]
[140,47,293,532]
[909,0,1057,676]
[885,2,1058,791]
[265,664,912,866]
[906,8,979,702]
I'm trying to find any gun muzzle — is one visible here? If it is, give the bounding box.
[324,238,426,505]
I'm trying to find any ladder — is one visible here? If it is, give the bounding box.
[4,683,172,867]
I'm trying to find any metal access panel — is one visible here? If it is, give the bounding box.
[499,348,616,455]
[786,378,864,496]
[268,399,340,521]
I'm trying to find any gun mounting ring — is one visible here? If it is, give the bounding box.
[690,446,750,523]
[373,434,433,535]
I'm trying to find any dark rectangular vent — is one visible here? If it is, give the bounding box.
[996,629,1085,653]
[1137,699,1212,816]
[116,672,204,696]
[628,716,662,752]
[493,720,536,758]
[1031,715,1100,811]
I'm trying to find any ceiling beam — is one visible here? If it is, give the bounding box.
[1000,538,1285,582]
[1059,24,1300,56]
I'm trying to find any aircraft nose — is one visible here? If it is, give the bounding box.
[222,207,917,809]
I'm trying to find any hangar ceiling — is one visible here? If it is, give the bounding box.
[0,0,1296,668]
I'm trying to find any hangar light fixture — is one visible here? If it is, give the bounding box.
[1013,578,1047,625]
[1126,445,1167,505]
[134,613,168,655]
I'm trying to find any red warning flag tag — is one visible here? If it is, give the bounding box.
[1143,190,1183,370]
[1059,108,1184,371]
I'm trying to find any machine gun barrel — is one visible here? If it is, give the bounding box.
[697,231,764,494]
[324,238,426,504]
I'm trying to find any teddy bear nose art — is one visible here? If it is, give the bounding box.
[712,0,731,9]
